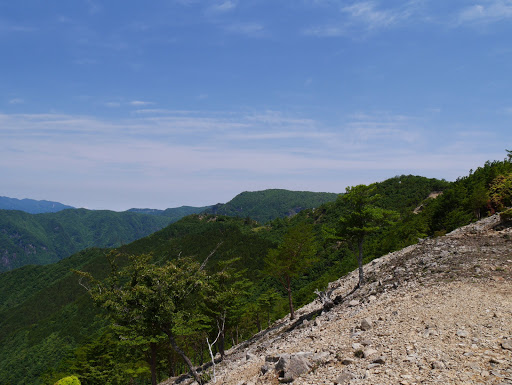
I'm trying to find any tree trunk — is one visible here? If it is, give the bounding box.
[150,342,157,385]
[167,332,203,385]
[218,327,225,358]
[287,278,295,320]
[255,312,261,332]
[358,237,365,286]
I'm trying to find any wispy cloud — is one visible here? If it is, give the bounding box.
[458,0,512,24]
[224,22,265,37]
[207,1,237,14]
[129,100,154,106]
[0,20,36,33]
[8,98,24,105]
[305,0,421,37]
[0,110,498,210]
[342,1,400,29]
[104,102,121,108]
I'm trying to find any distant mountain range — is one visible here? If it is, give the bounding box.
[0,196,74,214]
[0,190,340,272]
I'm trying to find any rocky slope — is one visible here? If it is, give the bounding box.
[163,214,512,385]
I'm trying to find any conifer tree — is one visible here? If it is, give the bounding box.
[264,223,317,320]
[337,184,399,287]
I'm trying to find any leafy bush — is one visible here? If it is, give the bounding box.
[54,375,81,385]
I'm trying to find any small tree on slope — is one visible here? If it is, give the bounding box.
[264,222,317,320]
[337,184,399,287]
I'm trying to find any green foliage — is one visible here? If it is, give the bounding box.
[0,208,190,272]
[422,158,512,234]
[77,252,213,384]
[65,329,150,385]
[54,375,81,385]
[335,184,399,286]
[207,189,338,223]
[489,173,512,211]
[500,208,512,222]
[264,223,318,319]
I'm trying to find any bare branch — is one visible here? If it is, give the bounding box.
[78,275,91,292]
[206,311,226,383]
[200,242,223,271]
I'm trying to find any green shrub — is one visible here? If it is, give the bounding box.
[500,208,512,222]
[54,375,81,385]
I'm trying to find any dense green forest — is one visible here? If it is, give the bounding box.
[1,156,512,385]
[206,189,339,223]
[0,209,184,272]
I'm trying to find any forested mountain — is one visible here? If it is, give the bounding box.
[0,173,465,385]
[0,209,183,272]
[127,205,210,220]
[0,196,74,214]
[206,189,339,223]
[0,189,342,273]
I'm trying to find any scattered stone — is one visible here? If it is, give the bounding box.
[372,356,386,364]
[334,370,356,384]
[363,348,378,358]
[501,340,512,351]
[246,352,256,361]
[348,300,360,307]
[457,329,469,338]
[341,358,354,365]
[260,364,270,375]
[274,353,313,383]
[360,318,372,331]
[431,361,446,370]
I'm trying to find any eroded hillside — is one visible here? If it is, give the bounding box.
[164,214,512,385]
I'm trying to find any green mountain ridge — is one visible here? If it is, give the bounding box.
[206,189,340,223]
[0,190,341,272]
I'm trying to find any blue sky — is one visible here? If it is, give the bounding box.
[1,0,511,211]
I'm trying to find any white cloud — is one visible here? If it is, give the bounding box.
[104,102,121,108]
[8,98,24,105]
[342,1,399,29]
[458,0,512,24]
[208,1,237,13]
[129,100,154,106]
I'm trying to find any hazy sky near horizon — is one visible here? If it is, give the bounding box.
[1,0,511,211]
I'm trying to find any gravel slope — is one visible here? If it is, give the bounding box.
[164,214,512,385]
